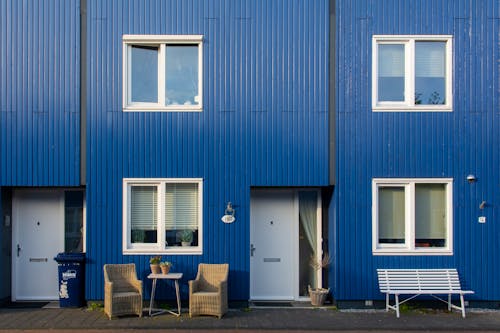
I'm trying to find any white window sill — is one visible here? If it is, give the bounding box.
[123,106,203,112]
[372,106,453,112]
[124,248,202,255]
[373,249,453,256]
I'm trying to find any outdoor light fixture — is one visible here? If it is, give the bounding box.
[221,202,236,224]
[466,174,477,183]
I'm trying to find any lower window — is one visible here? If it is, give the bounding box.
[372,178,453,255]
[123,178,202,254]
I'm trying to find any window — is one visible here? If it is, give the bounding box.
[372,178,453,255]
[123,35,203,111]
[123,178,203,254]
[372,35,452,111]
[65,191,85,253]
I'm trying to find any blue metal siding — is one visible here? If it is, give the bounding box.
[85,0,329,300]
[0,0,81,186]
[335,0,499,301]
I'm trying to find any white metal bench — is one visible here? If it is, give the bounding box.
[377,268,474,318]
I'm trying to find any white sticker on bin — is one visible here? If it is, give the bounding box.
[62,270,77,280]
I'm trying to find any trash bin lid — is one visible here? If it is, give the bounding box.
[54,252,86,262]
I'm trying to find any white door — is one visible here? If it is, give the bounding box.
[250,191,297,300]
[13,190,64,301]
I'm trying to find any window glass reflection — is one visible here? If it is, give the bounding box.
[131,45,158,103]
[165,45,199,106]
[415,42,446,105]
[378,44,405,102]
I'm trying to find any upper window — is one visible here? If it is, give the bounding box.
[123,178,203,254]
[122,35,203,111]
[372,36,453,111]
[372,178,453,255]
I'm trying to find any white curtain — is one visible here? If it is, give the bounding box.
[415,183,446,239]
[299,192,317,253]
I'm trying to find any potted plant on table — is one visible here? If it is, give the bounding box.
[150,256,162,274]
[308,252,331,306]
[160,261,172,274]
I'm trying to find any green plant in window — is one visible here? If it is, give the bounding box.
[178,229,194,246]
[179,230,193,243]
[428,91,444,104]
[132,230,145,243]
[415,91,444,105]
[415,92,423,105]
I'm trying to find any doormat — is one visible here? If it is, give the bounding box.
[4,302,49,309]
[42,301,60,309]
[251,301,293,307]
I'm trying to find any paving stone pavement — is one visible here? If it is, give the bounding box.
[0,306,500,332]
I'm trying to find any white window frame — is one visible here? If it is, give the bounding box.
[372,35,453,112]
[122,35,203,112]
[123,178,203,255]
[372,178,453,255]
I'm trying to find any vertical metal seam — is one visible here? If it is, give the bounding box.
[80,0,87,185]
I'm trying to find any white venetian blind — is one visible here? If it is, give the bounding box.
[130,185,158,230]
[378,44,405,77]
[165,183,199,230]
[415,42,445,78]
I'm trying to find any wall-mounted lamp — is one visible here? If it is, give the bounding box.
[221,202,236,224]
[479,201,487,210]
[466,174,477,183]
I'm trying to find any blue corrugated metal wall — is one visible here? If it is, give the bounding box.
[85,0,329,300]
[335,0,499,301]
[0,0,81,186]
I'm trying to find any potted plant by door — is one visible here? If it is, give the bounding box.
[308,252,332,306]
[150,256,162,274]
[179,230,193,246]
[308,285,330,306]
[160,261,172,274]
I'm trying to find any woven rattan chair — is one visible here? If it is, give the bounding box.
[189,263,229,318]
[103,264,143,319]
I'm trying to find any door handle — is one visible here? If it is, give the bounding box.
[17,244,21,257]
[250,244,256,257]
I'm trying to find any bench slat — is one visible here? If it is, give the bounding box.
[381,290,474,294]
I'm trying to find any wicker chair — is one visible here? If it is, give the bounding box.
[103,264,143,319]
[189,263,229,318]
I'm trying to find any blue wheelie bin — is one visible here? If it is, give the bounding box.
[54,253,86,307]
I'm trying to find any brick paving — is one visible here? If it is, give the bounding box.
[0,305,500,332]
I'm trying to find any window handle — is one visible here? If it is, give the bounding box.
[17,244,21,257]
[250,244,256,257]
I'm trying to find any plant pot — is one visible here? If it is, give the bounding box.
[150,264,161,274]
[181,241,192,247]
[160,265,170,274]
[308,286,330,306]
